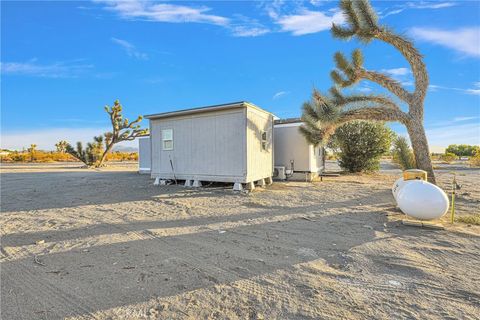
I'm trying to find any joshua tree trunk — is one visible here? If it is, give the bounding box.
[406,118,435,184]
[97,144,114,167]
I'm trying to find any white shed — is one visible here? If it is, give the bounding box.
[138,136,151,174]
[273,118,324,181]
[145,102,274,190]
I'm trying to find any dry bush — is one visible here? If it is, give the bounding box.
[440,152,457,164]
[456,214,480,226]
[1,150,138,163]
[469,153,480,167]
[106,152,138,162]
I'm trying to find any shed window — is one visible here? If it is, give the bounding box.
[162,129,173,150]
[261,131,268,150]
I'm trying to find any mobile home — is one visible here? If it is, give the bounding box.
[273,118,324,181]
[145,102,274,190]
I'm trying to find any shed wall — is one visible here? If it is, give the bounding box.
[246,107,274,182]
[150,109,247,182]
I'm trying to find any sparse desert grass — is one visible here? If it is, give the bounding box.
[456,214,480,225]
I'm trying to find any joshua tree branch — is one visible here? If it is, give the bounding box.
[375,30,428,106]
[358,69,413,103]
[339,107,409,124]
[329,87,402,112]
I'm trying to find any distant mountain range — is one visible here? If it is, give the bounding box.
[113,146,138,152]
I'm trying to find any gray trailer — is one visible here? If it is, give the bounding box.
[273,118,324,181]
[145,101,274,190]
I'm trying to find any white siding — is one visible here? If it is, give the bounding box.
[150,109,248,182]
[273,123,324,173]
[273,124,310,172]
[246,107,274,182]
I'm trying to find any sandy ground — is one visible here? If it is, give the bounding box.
[1,161,479,319]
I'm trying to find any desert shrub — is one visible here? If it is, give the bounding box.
[445,144,477,157]
[106,152,138,161]
[328,121,394,173]
[1,149,138,163]
[469,153,480,167]
[456,214,480,226]
[440,152,457,163]
[1,150,77,163]
[392,136,416,170]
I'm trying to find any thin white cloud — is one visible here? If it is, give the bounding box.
[410,27,480,57]
[273,91,289,99]
[357,87,372,93]
[0,60,93,78]
[383,2,456,17]
[1,128,138,151]
[407,2,456,10]
[229,14,270,37]
[97,1,268,37]
[453,116,478,122]
[231,26,270,37]
[275,9,345,36]
[380,67,414,86]
[381,67,411,76]
[426,123,480,147]
[96,0,229,26]
[429,82,480,95]
[111,37,148,60]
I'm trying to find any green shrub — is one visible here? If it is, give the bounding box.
[328,121,394,173]
[440,152,457,163]
[392,136,416,170]
[445,144,477,157]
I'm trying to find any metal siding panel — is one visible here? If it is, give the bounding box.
[150,120,162,175]
[214,112,245,176]
[191,116,216,175]
[246,107,273,182]
[273,125,311,172]
[138,137,151,170]
[150,109,247,182]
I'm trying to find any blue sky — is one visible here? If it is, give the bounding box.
[1,0,479,150]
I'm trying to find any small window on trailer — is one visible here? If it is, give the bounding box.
[162,129,173,150]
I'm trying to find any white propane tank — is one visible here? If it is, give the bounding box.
[392,177,411,200]
[396,180,449,220]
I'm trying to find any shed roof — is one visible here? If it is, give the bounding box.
[274,118,302,125]
[145,101,272,120]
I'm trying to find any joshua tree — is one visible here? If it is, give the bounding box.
[97,100,148,167]
[28,144,37,162]
[300,0,435,183]
[66,100,147,167]
[55,140,68,153]
[66,136,104,167]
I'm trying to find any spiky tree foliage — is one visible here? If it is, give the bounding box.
[55,140,69,153]
[300,0,436,183]
[392,136,416,170]
[97,100,148,167]
[28,144,37,162]
[66,136,104,167]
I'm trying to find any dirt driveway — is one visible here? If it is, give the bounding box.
[1,164,479,319]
